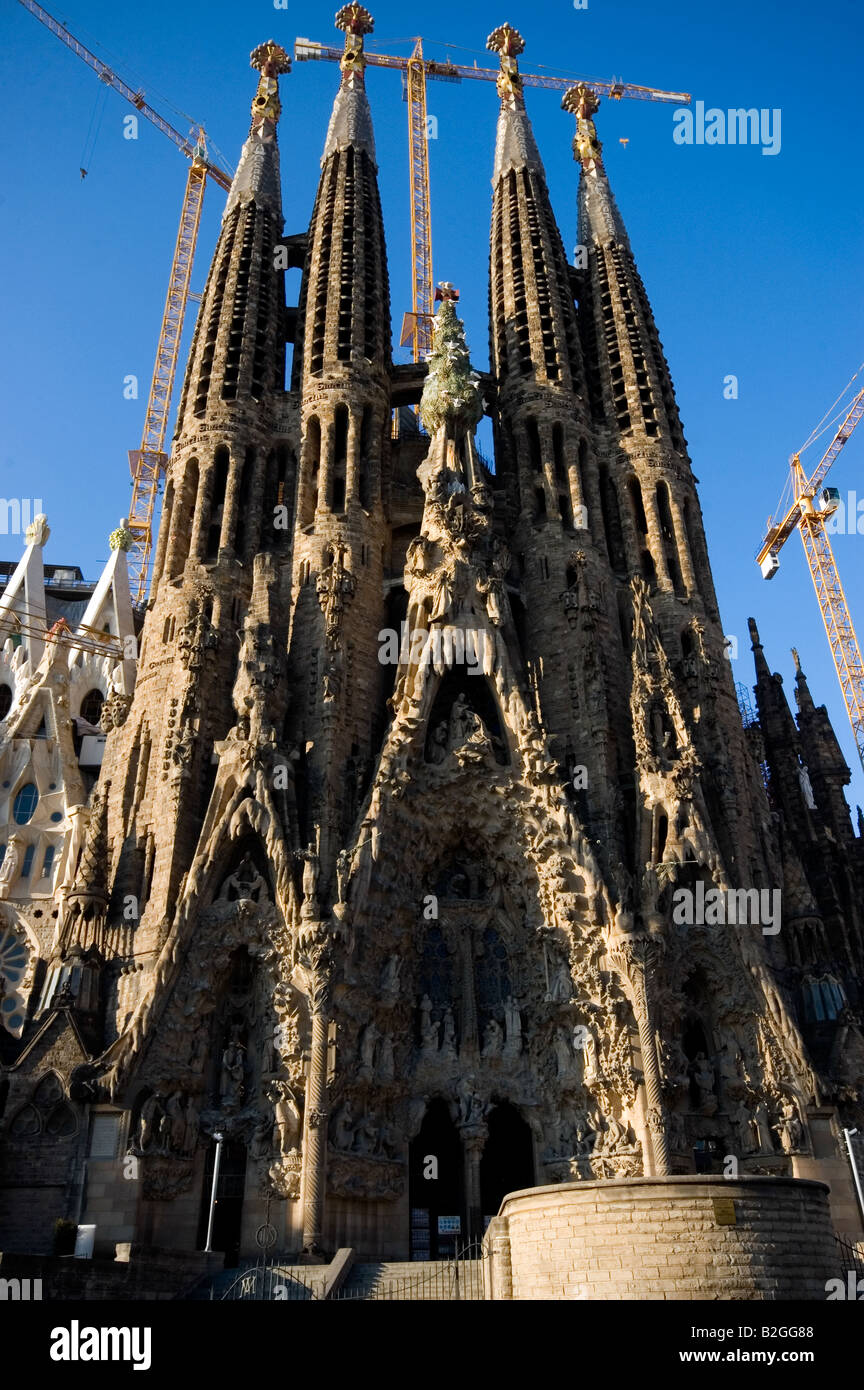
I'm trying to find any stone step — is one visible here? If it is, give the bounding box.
[338,1259,483,1301]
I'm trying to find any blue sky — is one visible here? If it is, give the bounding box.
[2,0,863,804]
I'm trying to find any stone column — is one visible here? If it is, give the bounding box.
[242,447,268,563]
[301,926,332,1255]
[345,412,360,504]
[668,494,697,595]
[641,485,672,591]
[611,931,670,1175]
[582,446,607,553]
[538,421,559,515]
[150,483,174,590]
[219,451,242,555]
[316,418,336,515]
[164,463,197,578]
[461,1124,487,1245]
[617,470,644,573]
[567,435,586,528]
[189,466,214,564]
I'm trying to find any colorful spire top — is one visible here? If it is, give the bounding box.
[563,83,604,172]
[249,41,291,129]
[336,4,374,87]
[487,23,526,105]
[420,295,483,437]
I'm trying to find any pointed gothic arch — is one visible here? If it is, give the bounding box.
[423,668,509,766]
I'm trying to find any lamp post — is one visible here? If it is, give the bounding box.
[204,1131,224,1253]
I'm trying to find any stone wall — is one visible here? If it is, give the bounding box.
[484,1175,837,1300]
[0,1247,221,1301]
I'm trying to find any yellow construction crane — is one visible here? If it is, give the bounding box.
[294,28,690,362]
[18,0,234,603]
[756,372,864,772]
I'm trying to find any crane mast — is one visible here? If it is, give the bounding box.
[757,379,864,772]
[406,39,434,362]
[17,0,232,602]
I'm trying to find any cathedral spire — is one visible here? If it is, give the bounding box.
[792,645,856,844]
[488,23,583,400]
[487,21,589,550]
[569,83,687,453]
[172,41,290,437]
[224,41,291,219]
[321,4,377,164]
[792,646,816,714]
[487,23,543,180]
[749,617,772,681]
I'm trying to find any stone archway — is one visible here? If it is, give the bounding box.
[408,1098,465,1259]
[479,1101,534,1229]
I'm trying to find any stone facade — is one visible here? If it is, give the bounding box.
[1,10,863,1284]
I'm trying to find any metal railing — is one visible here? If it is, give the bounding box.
[332,1241,487,1301]
[835,1232,864,1280]
[218,1261,325,1301]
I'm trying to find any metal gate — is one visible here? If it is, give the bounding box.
[218,1260,325,1301]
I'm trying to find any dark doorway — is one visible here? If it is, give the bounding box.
[197,1139,248,1267]
[479,1102,534,1230]
[408,1098,464,1260]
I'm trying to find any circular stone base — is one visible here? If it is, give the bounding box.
[485,1175,837,1300]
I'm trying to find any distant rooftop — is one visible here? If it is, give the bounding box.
[0,561,91,588]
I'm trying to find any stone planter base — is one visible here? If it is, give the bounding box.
[483,1175,837,1300]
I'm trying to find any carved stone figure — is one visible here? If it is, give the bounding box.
[220,853,268,904]
[137,1093,162,1153]
[353,1111,379,1156]
[554,1026,574,1080]
[380,955,402,1004]
[441,1007,457,1059]
[750,1098,774,1153]
[667,1109,687,1154]
[419,995,440,1056]
[691,1052,717,1115]
[270,1083,302,1156]
[572,1110,597,1156]
[0,835,23,900]
[359,1022,379,1077]
[377,1035,395,1081]
[775,1097,805,1154]
[582,1028,600,1085]
[220,1033,246,1108]
[428,721,449,765]
[546,957,572,1004]
[456,1076,485,1126]
[164,1091,187,1153]
[482,1017,503,1058]
[331,1101,355,1152]
[448,692,486,750]
[503,996,522,1055]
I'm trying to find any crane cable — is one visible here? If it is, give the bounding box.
[795,362,864,459]
[79,80,109,177]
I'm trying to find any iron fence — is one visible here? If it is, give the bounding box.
[332,1240,487,1301]
[218,1261,325,1301]
[835,1232,864,1281]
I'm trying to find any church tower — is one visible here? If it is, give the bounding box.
[288,2,393,888]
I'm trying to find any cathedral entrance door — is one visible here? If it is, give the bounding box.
[479,1102,534,1231]
[197,1139,248,1267]
[408,1099,465,1260]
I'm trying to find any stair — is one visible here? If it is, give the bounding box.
[184,1259,326,1300]
[336,1259,483,1301]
